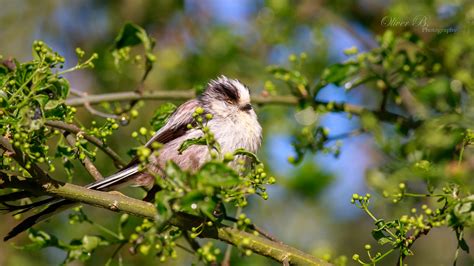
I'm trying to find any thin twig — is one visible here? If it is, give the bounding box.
[326,128,366,142]
[175,243,195,254]
[64,133,104,181]
[45,120,126,168]
[105,242,127,266]
[224,215,281,243]
[70,88,120,119]
[184,230,201,252]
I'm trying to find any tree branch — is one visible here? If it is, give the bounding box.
[66,90,420,129]
[14,179,330,265]
[65,90,299,106]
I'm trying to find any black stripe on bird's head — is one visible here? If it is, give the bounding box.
[202,76,249,105]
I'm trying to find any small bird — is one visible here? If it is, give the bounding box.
[4,76,262,240]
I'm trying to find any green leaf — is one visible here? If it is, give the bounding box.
[458,202,472,214]
[180,191,206,214]
[178,137,206,154]
[233,148,261,164]
[112,22,156,71]
[321,63,358,86]
[55,144,75,157]
[197,162,240,188]
[52,78,70,99]
[199,198,218,220]
[378,237,392,245]
[0,64,8,75]
[150,103,177,131]
[113,22,152,50]
[154,190,176,227]
[459,237,470,252]
[33,94,49,108]
[44,100,63,110]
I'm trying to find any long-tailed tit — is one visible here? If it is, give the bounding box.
[4,76,262,240]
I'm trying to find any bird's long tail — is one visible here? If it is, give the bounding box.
[3,164,141,241]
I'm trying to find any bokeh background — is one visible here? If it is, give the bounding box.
[0,0,473,265]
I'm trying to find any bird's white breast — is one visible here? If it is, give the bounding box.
[210,111,262,154]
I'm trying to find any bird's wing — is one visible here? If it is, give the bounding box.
[86,99,200,190]
[144,99,199,147]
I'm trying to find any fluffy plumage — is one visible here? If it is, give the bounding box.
[4,76,262,241]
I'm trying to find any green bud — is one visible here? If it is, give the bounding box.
[151,142,162,149]
[139,244,150,255]
[195,107,204,114]
[223,152,234,161]
[139,127,147,135]
[287,156,295,163]
[343,46,358,56]
[268,176,276,184]
[138,147,151,157]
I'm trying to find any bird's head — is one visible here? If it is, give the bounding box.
[200,76,255,119]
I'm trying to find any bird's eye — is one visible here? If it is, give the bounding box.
[240,103,252,111]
